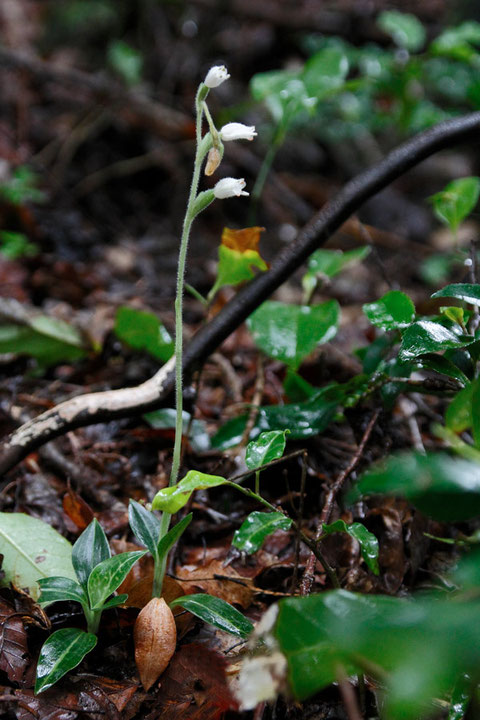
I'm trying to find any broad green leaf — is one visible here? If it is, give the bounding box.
[72,518,111,591]
[307,246,370,279]
[399,320,474,361]
[247,300,339,370]
[170,594,254,638]
[0,513,76,600]
[429,177,480,234]
[432,283,480,306]
[128,500,161,559]
[446,384,474,433]
[37,577,87,608]
[415,353,469,386]
[250,70,312,125]
[0,324,86,365]
[107,40,142,85]
[302,47,350,98]
[151,471,228,514]
[233,511,292,554]
[29,316,84,349]
[114,306,174,362]
[377,10,426,51]
[321,520,379,575]
[35,628,97,694]
[144,408,210,453]
[157,513,192,560]
[354,451,480,521]
[245,430,288,470]
[87,551,145,610]
[211,244,267,296]
[363,290,415,330]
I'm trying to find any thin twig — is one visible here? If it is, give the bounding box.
[300,410,380,595]
[336,665,364,720]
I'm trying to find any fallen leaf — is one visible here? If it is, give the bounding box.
[175,560,254,610]
[0,596,29,683]
[134,597,177,691]
[62,488,94,532]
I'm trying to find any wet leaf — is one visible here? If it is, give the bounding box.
[134,597,177,690]
[432,283,480,306]
[38,577,88,608]
[354,452,480,521]
[35,628,97,694]
[114,306,174,362]
[245,430,288,470]
[151,471,228,514]
[0,513,76,600]
[87,551,145,610]
[0,596,29,683]
[72,518,111,592]
[399,320,474,361]
[321,520,379,574]
[415,353,469,385]
[248,300,339,369]
[363,290,415,330]
[233,511,292,555]
[170,594,254,638]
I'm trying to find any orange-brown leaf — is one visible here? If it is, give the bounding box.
[221,227,264,254]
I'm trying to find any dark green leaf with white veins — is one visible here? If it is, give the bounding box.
[170,594,254,638]
[363,291,415,331]
[321,520,379,575]
[37,577,87,608]
[354,451,480,521]
[245,430,288,470]
[399,320,474,361]
[35,628,97,694]
[247,300,339,370]
[72,518,111,591]
[151,471,228,514]
[157,513,192,560]
[128,500,161,558]
[87,551,145,610]
[233,511,293,555]
[432,283,480,306]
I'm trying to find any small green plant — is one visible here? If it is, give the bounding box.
[35,519,145,693]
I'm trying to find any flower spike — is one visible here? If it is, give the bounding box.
[213,178,249,199]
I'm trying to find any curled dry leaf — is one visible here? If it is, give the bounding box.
[134,597,177,691]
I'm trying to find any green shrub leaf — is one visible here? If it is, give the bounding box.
[429,177,480,233]
[245,430,288,470]
[363,291,415,330]
[233,511,292,554]
[321,520,379,574]
[432,283,480,306]
[399,320,474,361]
[152,471,228,513]
[114,306,174,362]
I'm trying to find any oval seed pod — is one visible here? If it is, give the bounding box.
[134,597,177,691]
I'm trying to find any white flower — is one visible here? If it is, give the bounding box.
[204,65,230,88]
[219,122,257,142]
[213,177,249,199]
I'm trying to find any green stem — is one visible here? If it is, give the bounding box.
[84,607,101,635]
[155,87,208,597]
[255,469,260,495]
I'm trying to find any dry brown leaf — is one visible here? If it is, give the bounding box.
[175,559,253,609]
[134,598,177,691]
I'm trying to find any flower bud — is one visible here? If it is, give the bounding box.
[204,65,230,88]
[220,123,257,142]
[213,177,249,199]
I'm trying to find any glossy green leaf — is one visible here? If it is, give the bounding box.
[377,10,426,51]
[363,290,415,330]
[247,300,339,370]
[354,451,480,521]
[212,383,347,450]
[274,589,480,719]
[152,471,228,513]
[35,628,97,694]
[306,246,370,279]
[429,177,480,234]
[415,353,469,386]
[72,518,111,592]
[87,551,145,610]
[37,577,88,608]
[321,520,379,574]
[245,430,288,470]
[144,408,210,452]
[114,306,174,362]
[432,283,480,306]
[0,513,76,600]
[157,513,192,560]
[128,500,161,559]
[211,244,267,296]
[399,320,474,361]
[232,511,292,554]
[170,594,254,638]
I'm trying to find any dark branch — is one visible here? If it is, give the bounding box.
[1,112,480,478]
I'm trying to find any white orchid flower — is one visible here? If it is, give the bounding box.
[213,177,249,198]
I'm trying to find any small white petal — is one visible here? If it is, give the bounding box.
[220,122,257,142]
[213,177,249,199]
[204,65,230,88]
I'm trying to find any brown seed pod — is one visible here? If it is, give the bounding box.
[205,146,221,176]
[134,597,177,690]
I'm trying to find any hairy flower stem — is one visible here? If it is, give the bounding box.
[155,87,207,596]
